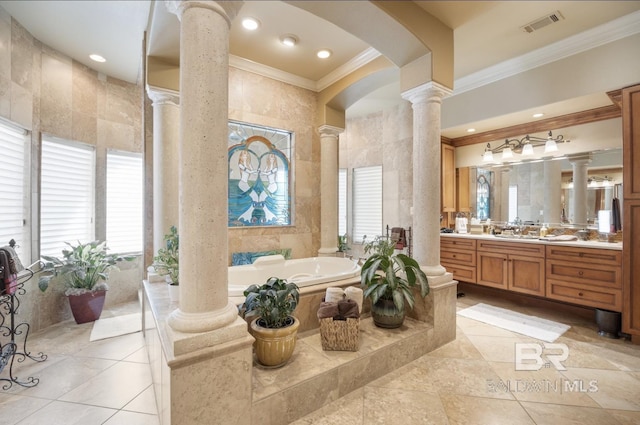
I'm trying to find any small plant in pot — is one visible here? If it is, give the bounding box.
[360,236,429,329]
[241,276,300,368]
[38,241,135,324]
[337,233,350,258]
[152,226,179,300]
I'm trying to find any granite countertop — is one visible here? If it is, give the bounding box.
[440,232,623,250]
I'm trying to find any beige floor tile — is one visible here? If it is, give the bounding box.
[363,386,449,424]
[370,356,514,400]
[440,393,535,425]
[465,334,534,363]
[102,410,160,425]
[427,330,484,360]
[58,361,152,409]
[588,342,640,372]
[123,345,149,363]
[74,332,146,361]
[290,388,365,425]
[14,400,116,425]
[489,362,600,407]
[8,355,116,399]
[552,339,620,370]
[521,401,623,424]
[606,409,640,425]
[123,384,158,415]
[0,393,51,425]
[561,367,640,411]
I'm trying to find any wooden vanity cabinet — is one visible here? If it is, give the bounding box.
[546,245,622,311]
[476,240,545,296]
[441,237,476,283]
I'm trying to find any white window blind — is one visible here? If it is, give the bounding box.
[0,120,28,261]
[40,137,95,258]
[352,166,382,244]
[106,150,143,254]
[338,168,347,236]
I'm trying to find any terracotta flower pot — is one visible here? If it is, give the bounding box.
[371,298,405,329]
[67,290,106,324]
[249,316,299,368]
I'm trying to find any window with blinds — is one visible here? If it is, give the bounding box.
[338,168,347,236]
[40,137,95,258]
[352,165,382,244]
[106,150,143,254]
[0,120,29,261]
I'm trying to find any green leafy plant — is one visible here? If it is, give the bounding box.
[152,226,179,285]
[242,277,300,328]
[38,241,135,295]
[338,233,350,252]
[360,235,429,312]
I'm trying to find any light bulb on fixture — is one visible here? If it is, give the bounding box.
[482,143,494,162]
[501,147,513,160]
[522,143,534,155]
[544,131,559,153]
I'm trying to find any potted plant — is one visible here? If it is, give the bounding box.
[360,236,429,328]
[152,226,179,300]
[337,233,350,257]
[241,276,300,367]
[38,241,135,324]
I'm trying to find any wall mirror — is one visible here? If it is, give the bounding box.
[468,148,623,226]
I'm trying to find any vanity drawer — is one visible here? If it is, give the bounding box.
[440,249,476,266]
[441,237,477,251]
[546,260,621,289]
[478,240,545,257]
[442,262,476,283]
[545,245,621,267]
[547,279,622,311]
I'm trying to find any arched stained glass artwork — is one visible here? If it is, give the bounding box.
[477,170,491,220]
[228,121,292,227]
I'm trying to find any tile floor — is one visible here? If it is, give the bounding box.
[2,290,640,425]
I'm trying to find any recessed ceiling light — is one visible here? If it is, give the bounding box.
[533,113,544,118]
[467,128,476,133]
[242,17,260,31]
[89,54,106,63]
[280,35,298,47]
[316,49,332,59]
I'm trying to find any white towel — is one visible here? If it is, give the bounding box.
[344,286,363,313]
[325,287,345,303]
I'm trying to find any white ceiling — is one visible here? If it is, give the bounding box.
[2,1,639,136]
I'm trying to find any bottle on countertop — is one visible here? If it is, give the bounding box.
[539,223,548,238]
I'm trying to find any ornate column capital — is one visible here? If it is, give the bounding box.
[401,81,453,106]
[147,85,180,107]
[318,124,344,137]
[165,0,243,25]
[568,153,593,165]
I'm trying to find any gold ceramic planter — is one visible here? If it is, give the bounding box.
[249,316,300,367]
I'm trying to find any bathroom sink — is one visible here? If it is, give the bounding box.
[494,234,538,239]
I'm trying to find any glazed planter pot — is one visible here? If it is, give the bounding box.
[249,316,300,367]
[67,290,107,324]
[371,298,405,329]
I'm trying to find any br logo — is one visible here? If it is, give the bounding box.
[515,343,569,371]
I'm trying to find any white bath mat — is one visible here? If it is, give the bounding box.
[457,303,570,342]
[90,313,142,342]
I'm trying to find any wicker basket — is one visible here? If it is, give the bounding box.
[319,317,360,351]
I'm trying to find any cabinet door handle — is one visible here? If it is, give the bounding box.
[452,254,457,258]
[578,271,584,277]
[578,292,584,296]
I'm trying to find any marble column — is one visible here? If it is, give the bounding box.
[318,125,343,256]
[569,154,592,225]
[401,82,452,276]
[147,88,180,253]
[544,160,562,224]
[167,0,241,333]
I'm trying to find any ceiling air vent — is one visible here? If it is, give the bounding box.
[521,11,564,33]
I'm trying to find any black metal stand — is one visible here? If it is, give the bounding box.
[0,245,47,390]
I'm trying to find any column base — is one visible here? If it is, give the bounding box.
[168,299,239,342]
[318,247,338,257]
[422,264,447,276]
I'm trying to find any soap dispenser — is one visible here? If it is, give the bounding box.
[540,223,548,238]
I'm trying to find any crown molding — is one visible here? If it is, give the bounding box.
[454,10,640,95]
[316,48,382,91]
[229,55,317,91]
[450,104,621,147]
